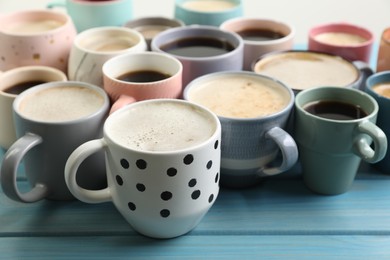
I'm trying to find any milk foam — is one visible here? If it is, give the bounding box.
[19,86,104,122]
[315,32,368,46]
[188,75,290,118]
[373,82,390,98]
[5,19,64,34]
[107,102,216,151]
[182,0,237,12]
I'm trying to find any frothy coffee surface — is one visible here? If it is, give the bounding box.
[135,25,171,39]
[314,32,368,46]
[254,52,359,90]
[182,0,237,12]
[19,86,104,122]
[82,36,135,52]
[373,82,390,98]
[107,102,216,152]
[188,75,290,118]
[5,19,64,34]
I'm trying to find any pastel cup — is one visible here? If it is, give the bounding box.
[0,66,67,150]
[0,9,76,73]
[47,0,133,32]
[376,27,390,72]
[295,86,387,195]
[308,22,374,63]
[174,0,243,27]
[220,17,295,70]
[68,26,147,88]
[151,25,244,87]
[64,99,221,238]
[184,71,298,188]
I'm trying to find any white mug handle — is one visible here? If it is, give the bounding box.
[64,139,111,204]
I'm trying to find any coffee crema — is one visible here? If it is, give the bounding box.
[107,102,216,152]
[188,75,290,118]
[254,52,359,90]
[314,32,368,46]
[304,100,367,120]
[181,0,237,12]
[134,25,171,40]
[19,86,104,122]
[236,28,285,41]
[4,80,46,95]
[372,82,390,98]
[117,70,171,83]
[83,37,134,52]
[5,19,64,34]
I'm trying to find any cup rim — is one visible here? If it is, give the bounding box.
[183,71,294,122]
[13,81,109,125]
[295,86,378,123]
[104,98,221,154]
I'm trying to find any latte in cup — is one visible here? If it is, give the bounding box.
[314,32,368,46]
[19,86,105,122]
[372,82,390,98]
[181,0,237,12]
[186,74,290,118]
[253,52,359,91]
[107,101,216,152]
[81,35,136,52]
[4,19,65,34]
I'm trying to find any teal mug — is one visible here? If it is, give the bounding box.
[47,0,133,32]
[294,86,387,195]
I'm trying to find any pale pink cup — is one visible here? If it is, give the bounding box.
[308,22,374,63]
[103,52,183,113]
[0,9,77,73]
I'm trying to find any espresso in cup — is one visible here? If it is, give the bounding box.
[117,70,171,83]
[3,80,47,95]
[314,32,368,46]
[181,0,237,11]
[372,82,390,98]
[304,100,368,120]
[236,28,285,41]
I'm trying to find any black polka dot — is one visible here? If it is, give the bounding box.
[136,183,146,192]
[191,190,201,200]
[116,175,123,186]
[136,159,147,170]
[120,159,129,169]
[214,140,219,149]
[167,167,177,177]
[161,191,172,201]
[183,154,194,165]
[160,209,170,218]
[206,160,212,169]
[128,202,136,211]
[188,178,197,187]
[208,194,214,203]
[215,172,219,183]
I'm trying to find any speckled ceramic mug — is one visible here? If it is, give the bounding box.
[65,99,221,239]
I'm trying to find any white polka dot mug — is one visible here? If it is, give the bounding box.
[65,99,221,239]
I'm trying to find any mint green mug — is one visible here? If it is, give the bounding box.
[47,0,133,32]
[294,86,387,195]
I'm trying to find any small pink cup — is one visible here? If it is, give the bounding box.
[103,52,183,113]
[308,22,374,63]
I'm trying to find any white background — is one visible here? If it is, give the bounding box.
[0,0,389,44]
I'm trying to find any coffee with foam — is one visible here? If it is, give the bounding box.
[19,86,104,122]
[373,82,390,98]
[182,0,237,12]
[5,19,65,34]
[107,101,216,152]
[187,74,290,118]
[314,32,368,46]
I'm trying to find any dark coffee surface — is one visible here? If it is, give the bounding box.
[304,100,368,120]
[236,28,285,41]
[161,37,235,57]
[3,80,46,95]
[117,70,171,83]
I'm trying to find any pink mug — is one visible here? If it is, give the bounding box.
[308,22,374,63]
[102,52,183,113]
[0,9,76,73]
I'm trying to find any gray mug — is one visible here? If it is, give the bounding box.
[0,81,109,202]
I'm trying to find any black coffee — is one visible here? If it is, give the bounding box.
[117,70,171,83]
[3,80,46,95]
[160,37,235,57]
[304,100,368,120]
[236,28,285,41]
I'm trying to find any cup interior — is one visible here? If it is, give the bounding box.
[176,0,242,13]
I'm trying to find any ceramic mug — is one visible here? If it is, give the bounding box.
[220,17,295,70]
[102,52,183,113]
[47,0,133,32]
[184,71,298,188]
[68,26,147,88]
[174,0,243,26]
[294,86,387,195]
[0,66,67,150]
[0,9,76,73]
[308,22,374,63]
[151,25,244,87]
[64,99,221,238]
[376,27,390,72]
[1,81,109,202]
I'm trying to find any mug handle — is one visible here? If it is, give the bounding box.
[0,133,49,203]
[110,94,137,114]
[46,0,66,9]
[257,127,298,177]
[353,60,374,90]
[65,139,111,203]
[353,120,387,163]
